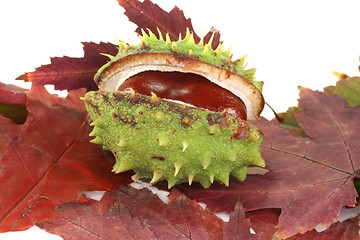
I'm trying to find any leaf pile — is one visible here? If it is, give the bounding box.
[1,0,360,239]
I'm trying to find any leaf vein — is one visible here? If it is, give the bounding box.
[261,145,352,175]
[322,97,356,173]
[0,115,90,229]
[118,188,191,238]
[60,215,108,240]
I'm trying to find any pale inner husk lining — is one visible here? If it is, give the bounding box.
[98,58,262,120]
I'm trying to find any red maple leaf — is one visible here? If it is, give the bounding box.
[177,88,360,239]
[287,215,360,240]
[0,85,132,232]
[16,42,118,91]
[37,186,224,240]
[223,201,261,239]
[117,0,221,49]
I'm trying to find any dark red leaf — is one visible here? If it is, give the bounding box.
[107,187,223,240]
[166,189,223,240]
[117,0,221,49]
[16,42,118,91]
[37,194,156,240]
[203,28,221,50]
[0,85,132,232]
[177,88,360,239]
[287,216,360,240]
[223,201,261,240]
[38,186,224,240]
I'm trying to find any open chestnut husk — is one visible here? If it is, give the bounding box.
[83,28,265,188]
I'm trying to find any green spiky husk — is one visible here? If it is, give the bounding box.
[83,90,265,188]
[95,29,263,92]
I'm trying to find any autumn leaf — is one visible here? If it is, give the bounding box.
[223,201,261,240]
[37,193,157,240]
[16,42,118,91]
[117,0,221,49]
[177,88,360,239]
[37,186,224,240]
[242,208,360,240]
[287,216,360,240]
[0,85,132,232]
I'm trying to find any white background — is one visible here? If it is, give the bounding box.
[0,0,360,239]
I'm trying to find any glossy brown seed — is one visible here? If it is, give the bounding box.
[118,71,247,120]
